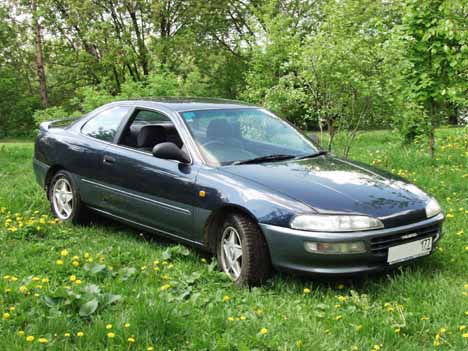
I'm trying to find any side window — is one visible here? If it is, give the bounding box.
[81,107,130,142]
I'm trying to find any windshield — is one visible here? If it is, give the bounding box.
[180,108,319,166]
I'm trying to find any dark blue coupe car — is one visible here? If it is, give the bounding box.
[33,98,444,285]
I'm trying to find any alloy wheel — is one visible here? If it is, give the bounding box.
[52,178,74,220]
[220,226,243,280]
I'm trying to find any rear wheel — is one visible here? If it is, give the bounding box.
[216,213,271,286]
[48,170,89,224]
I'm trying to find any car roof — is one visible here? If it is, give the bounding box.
[111,97,257,113]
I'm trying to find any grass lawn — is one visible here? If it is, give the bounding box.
[0,127,467,350]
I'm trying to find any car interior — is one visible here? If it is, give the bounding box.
[119,110,184,153]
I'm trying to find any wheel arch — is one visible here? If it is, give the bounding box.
[44,164,66,198]
[203,204,266,254]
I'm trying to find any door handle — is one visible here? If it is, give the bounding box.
[103,155,116,165]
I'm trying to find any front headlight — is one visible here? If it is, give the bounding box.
[425,198,442,218]
[290,214,384,232]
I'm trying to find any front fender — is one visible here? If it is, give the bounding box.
[193,167,312,243]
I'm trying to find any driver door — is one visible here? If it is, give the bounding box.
[96,109,198,241]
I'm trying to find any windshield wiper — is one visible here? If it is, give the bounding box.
[232,154,296,165]
[295,150,328,160]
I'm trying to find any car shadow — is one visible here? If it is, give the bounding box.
[272,254,445,293]
[86,213,445,293]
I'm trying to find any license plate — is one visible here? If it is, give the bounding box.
[387,237,432,264]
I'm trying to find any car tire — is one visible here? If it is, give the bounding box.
[217,213,271,286]
[48,170,89,224]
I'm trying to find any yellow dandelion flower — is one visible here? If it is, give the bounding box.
[394,327,401,333]
[459,325,466,331]
[303,288,311,294]
[356,325,363,332]
[69,275,77,282]
[106,324,112,329]
[159,284,171,291]
[19,286,28,294]
[227,316,234,321]
[147,347,154,351]
[64,332,70,337]
[107,332,116,338]
[56,259,64,265]
[240,315,246,320]
[2,313,10,319]
[421,316,429,321]
[38,338,48,344]
[128,337,135,343]
[223,295,230,302]
[72,261,80,267]
[259,328,268,335]
[201,258,207,263]
[124,323,130,328]
[61,249,69,257]
[17,330,25,336]
[74,279,82,285]
[337,295,347,302]
[335,315,342,321]
[463,333,468,338]
[26,336,35,342]
[42,277,49,283]
[77,331,84,337]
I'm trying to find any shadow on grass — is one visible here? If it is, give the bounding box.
[86,211,446,293]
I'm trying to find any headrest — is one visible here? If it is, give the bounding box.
[206,119,232,139]
[137,125,167,148]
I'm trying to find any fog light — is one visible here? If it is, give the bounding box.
[304,241,366,254]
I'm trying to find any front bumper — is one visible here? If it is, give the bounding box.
[260,213,444,275]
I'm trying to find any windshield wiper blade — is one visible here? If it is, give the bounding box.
[295,150,328,160]
[232,154,296,165]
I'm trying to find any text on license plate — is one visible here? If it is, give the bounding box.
[387,237,432,264]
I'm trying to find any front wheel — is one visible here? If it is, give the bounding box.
[217,213,271,286]
[48,170,89,224]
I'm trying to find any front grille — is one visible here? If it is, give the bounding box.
[370,224,440,256]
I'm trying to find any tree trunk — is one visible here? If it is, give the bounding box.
[428,99,436,159]
[327,117,335,152]
[32,0,49,107]
[127,5,149,77]
[428,126,435,159]
[448,104,458,125]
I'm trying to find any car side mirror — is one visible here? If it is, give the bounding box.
[152,142,190,164]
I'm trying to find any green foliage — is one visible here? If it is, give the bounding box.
[1,0,467,155]
[396,0,468,154]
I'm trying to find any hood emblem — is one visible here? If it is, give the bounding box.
[401,233,418,240]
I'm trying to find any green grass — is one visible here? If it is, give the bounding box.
[0,127,467,350]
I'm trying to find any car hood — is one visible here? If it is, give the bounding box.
[221,156,431,226]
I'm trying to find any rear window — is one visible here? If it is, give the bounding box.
[81,107,130,142]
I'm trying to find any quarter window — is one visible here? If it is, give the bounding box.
[81,107,130,142]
